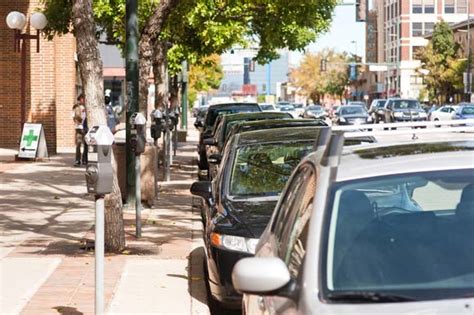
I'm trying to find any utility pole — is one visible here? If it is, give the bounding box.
[125,0,139,205]
[467,1,471,102]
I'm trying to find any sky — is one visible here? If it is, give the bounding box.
[289,3,366,66]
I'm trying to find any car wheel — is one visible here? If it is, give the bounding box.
[434,118,441,128]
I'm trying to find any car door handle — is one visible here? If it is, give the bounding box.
[258,296,266,312]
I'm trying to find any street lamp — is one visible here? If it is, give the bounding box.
[6,11,48,137]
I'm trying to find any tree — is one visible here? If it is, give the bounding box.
[417,21,464,103]
[188,55,224,107]
[290,49,349,103]
[43,0,125,252]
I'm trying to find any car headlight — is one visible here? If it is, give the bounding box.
[340,117,346,123]
[367,116,373,122]
[394,112,403,117]
[210,232,258,254]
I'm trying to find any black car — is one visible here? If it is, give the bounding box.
[197,103,261,170]
[191,126,329,309]
[302,105,327,119]
[384,98,428,123]
[193,105,209,131]
[204,111,292,179]
[368,99,386,123]
[333,105,372,126]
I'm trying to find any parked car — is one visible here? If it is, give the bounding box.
[368,99,387,123]
[258,103,277,111]
[233,132,474,314]
[197,103,261,170]
[384,98,428,123]
[454,103,474,121]
[292,103,305,117]
[347,101,367,108]
[333,105,372,126]
[429,105,458,123]
[191,126,328,309]
[302,105,327,119]
[193,105,209,131]
[277,103,298,118]
[204,111,292,179]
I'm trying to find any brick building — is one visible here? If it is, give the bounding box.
[0,0,77,154]
[372,0,473,99]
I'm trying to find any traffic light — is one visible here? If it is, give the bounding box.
[356,0,368,22]
[320,59,327,72]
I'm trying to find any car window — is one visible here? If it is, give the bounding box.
[341,106,366,115]
[325,169,474,301]
[391,100,420,110]
[462,106,474,114]
[278,166,316,278]
[229,142,314,197]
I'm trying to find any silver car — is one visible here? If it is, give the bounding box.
[233,128,474,314]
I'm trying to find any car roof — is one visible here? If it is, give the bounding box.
[221,111,291,122]
[335,140,474,182]
[237,126,323,145]
[208,102,259,109]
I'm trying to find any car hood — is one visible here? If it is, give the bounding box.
[222,199,278,238]
[341,114,368,119]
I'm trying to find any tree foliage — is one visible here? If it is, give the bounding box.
[416,21,465,102]
[188,54,223,106]
[290,49,349,103]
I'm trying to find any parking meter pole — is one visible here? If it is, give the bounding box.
[173,128,177,157]
[164,128,171,181]
[135,155,141,238]
[95,195,105,315]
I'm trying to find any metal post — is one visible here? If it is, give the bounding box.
[164,121,171,181]
[20,37,26,136]
[173,127,177,157]
[181,61,188,130]
[135,155,141,238]
[126,0,139,205]
[467,2,471,102]
[95,196,105,315]
[266,62,271,96]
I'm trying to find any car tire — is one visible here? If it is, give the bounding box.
[434,118,441,128]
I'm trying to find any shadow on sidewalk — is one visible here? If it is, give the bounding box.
[52,306,83,315]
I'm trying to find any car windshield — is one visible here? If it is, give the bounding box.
[461,106,474,115]
[293,103,304,109]
[392,100,420,110]
[279,105,295,111]
[308,105,323,112]
[324,169,474,301]
[377,100,386,108]
[341,106,366,115]
[260,104,274,111]
[229,142,313,197]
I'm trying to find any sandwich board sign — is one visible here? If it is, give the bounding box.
[18,123,48,159]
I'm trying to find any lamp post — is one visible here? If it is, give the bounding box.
[6,11,48,137]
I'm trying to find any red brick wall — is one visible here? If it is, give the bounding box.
[0,0,76,154]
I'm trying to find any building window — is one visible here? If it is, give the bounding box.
[424,0,435,13]
[412,23,423,37]
[445,0,455,13]
[425,22,435,35]
[413,0,423,13]
[457,0,467,13]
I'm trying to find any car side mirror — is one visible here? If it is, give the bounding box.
[208,154,222,165]
[203,138,217,146]
[190,181,212,200]
[232,257,296,299]
[194,120,203,128]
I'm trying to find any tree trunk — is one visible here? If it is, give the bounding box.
[169,75,179,111]
[138,0,180,113]
[72,0,125,252]
[153,41,169,111]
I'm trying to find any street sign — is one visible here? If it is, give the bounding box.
[18,123,48,159]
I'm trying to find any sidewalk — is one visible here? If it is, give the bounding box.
[0,128,209,314]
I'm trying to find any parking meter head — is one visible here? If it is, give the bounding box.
[151,109,163,119]
[130,112,146,126]
[129,113,147,155]
[84,126,115,146]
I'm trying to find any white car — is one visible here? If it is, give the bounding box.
[233,127,474,315]
[429,105,458,122]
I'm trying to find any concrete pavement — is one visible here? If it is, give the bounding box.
[0,128,209,314]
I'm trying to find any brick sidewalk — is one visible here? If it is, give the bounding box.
[0,128,209,315]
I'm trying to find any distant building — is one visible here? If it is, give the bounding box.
[372,0,472,99]
[217,49,290,99]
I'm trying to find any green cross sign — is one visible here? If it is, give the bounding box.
[23,129,38,147]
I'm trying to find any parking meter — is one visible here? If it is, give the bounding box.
[84,126,115,195]
[129,112,147,155]
[150,109,164,141]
